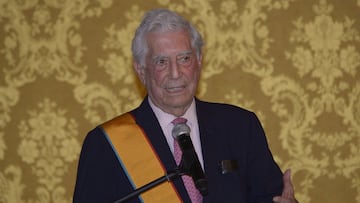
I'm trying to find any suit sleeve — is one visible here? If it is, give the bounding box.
[73,127,140,203]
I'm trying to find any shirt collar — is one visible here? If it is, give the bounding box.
[148,97,197,128]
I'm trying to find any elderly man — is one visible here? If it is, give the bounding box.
[73,8,298,203]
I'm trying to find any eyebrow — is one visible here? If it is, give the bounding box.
[151,50,193,60]
[176,50,193,56]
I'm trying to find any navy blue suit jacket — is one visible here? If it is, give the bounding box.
[73,97,283,203]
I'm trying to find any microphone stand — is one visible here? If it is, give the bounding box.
[113,168,183,203]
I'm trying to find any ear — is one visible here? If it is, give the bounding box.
[133,61,146,85]
[198,54,203,68]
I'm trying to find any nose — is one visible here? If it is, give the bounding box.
[169,60,180,78]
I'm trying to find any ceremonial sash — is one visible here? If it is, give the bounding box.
[101,113,182,203]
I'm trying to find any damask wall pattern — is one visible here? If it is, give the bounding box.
[0,0,359,202]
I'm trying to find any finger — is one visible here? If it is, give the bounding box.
[272,196,281,203]
[282,169,294,198]
[273,196,298,203]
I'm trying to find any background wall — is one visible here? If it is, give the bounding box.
[0,0,359,202]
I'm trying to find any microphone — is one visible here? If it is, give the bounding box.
[172,123,208,196]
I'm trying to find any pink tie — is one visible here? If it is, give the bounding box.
[172,118,203,203]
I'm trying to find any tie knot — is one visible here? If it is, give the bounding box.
[172,117,187,125]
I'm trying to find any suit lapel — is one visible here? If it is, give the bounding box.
[195,99,224,202]
[195,99,218,170]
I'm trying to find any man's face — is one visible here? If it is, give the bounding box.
[134,30,202,116]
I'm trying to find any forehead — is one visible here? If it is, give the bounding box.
[146,30,192,56]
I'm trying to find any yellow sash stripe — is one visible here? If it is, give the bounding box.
[102,113,182,203]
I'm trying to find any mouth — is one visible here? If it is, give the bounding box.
[165,85,186,93]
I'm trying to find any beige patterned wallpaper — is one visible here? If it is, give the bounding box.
[0,0,359,202]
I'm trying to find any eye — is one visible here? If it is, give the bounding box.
[177,54,193,66]
[153,57,169,71]
[158,58,168,65]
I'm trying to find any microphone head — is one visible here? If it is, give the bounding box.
[172,123,191,139]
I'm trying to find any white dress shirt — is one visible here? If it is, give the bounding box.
[148,98,204,169]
